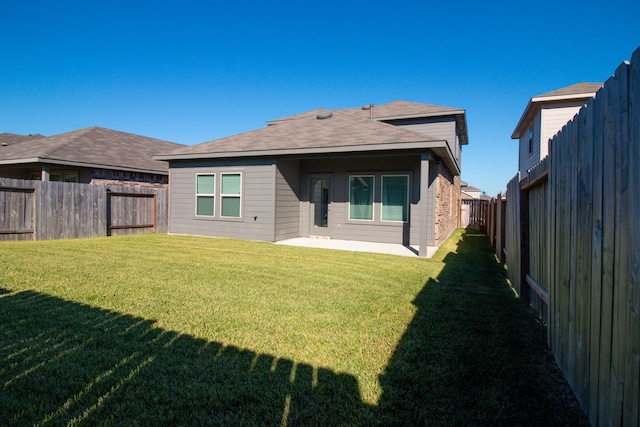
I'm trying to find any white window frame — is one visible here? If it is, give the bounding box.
[381,174,409,223]
[220,172,243,218]
[348,174,375,221]
[195,173,216,217]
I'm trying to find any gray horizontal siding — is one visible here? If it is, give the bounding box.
[519,113,542,176]
[300,155,423,245]
[168,160,276,241]
[274,160,301,241]
[390,117,460,167]
[168,153,430,246]
[393,118,455,141]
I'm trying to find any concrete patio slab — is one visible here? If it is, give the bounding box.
[275,237,437,258]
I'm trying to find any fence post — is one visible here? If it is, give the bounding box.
[496,193,504,263]
[152,191,157,232]
[520,184,531,303]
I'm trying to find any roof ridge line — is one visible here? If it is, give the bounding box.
[42,126,99,158]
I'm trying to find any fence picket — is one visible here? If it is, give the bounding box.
[588,89,605,425]
[624,46,640,427]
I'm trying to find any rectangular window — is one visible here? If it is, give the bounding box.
[63,173,78,183]
[382,175,409,222]
[349,175,374,220]
[196,174,215,216]
[50,171,78,182]
[221,173,242,218]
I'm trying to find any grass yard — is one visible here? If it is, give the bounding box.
[0,229,587,426]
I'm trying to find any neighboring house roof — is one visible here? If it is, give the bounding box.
[0,126,183,174]
[534,82,604,99]
[156,108,447,161]
[461,184,481,193]
[0,133,45,146]
[512,82,602,139]
[269,100,469,145]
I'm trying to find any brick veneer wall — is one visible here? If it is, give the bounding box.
[434,162,461,245]
[89,168,168,189]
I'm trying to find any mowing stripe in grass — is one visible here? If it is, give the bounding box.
[0,230,588,425]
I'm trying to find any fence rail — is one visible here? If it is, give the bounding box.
[491,46,640,426]
[0,178,168,241]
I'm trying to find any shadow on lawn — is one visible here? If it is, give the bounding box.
[0,289,368,425]
[0,230,587,426]
[377,230,588,426]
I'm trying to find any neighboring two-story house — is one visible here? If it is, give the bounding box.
[0,126,183,187]
[511,82,602,180]
[155,100,468,257]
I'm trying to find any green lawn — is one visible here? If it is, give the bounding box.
[0,230,587,426]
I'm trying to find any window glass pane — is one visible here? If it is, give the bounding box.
[222,174,241,194]
[221,196,240,217]
[349,176,374,220]
[64,174,78,183]
[50,173,61,182]
[196,196,214,216]
[382,176,408,221]
[197,174,215,194]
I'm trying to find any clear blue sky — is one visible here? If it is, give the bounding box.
[2,0,639,196]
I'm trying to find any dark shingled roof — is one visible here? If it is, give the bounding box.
[158,100,468,160]
[534,82,603,99]
[0,133,45,146]
[0,126,184,174]
[341,100,464,120]
[157,109,444,160]
[268,100,464,123]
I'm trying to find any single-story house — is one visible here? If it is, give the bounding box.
[155,101,468,256]
[460,182,482,200]
[511,82,602,179]
[0,126,184,187]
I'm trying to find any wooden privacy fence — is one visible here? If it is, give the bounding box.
[0,178,168,241]
[460,199,490,232]
[466,197,506,262]
[495,47,640,427]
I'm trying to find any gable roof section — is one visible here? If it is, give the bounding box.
[156,109,446,161]
[154,110,445,160]
[512,82,602,139]
[268,100,469,145]
[0,126,184,174]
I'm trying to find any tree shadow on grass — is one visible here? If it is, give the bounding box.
[0,230,589,426]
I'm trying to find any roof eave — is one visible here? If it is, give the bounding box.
[512,93,597,139]
[0,157,41,165]
[530,92,598,103]
[430,143,461,176]
[512,99,536,139]
[0,157,168,175]
[375,109,466,122]
[155,140,448,161]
